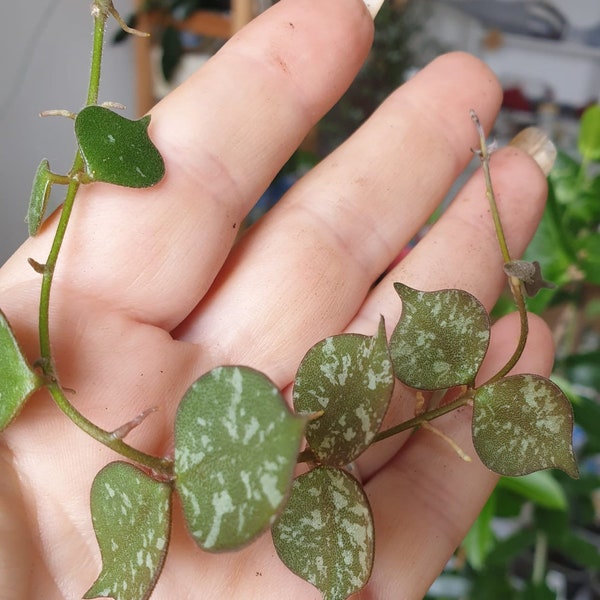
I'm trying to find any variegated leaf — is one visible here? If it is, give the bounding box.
[84,461,172,600]
[473,374,579,478]
[390,283,490,389]
[293,317,394,465]
[174,366,306,551]
[272,466,374,600]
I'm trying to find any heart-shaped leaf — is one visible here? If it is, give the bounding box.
[293,317,394,466]
[174,366,306,551]
[272,466,374,600]
[390,283,490,389]
[84,461,172,600]
[27,159,52,236]
[75,106,165,188]
[0,309,44,430]
[472,374,579,478]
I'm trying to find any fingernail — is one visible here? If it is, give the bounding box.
[509,127,556,176]
[362,0,385,19]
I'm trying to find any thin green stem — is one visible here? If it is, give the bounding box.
[38,174,81,362]
[295,395,473,465]
[87,2,108,106]
[470,110,511,264]
[36,1,173,477]
[372,394,472,444]
[532,530,548,585]
[484,276,529,385]
[470,110,530,384]
[48,382,173,477]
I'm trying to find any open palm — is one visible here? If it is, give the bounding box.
[0,0,554,598]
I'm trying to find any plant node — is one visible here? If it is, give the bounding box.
[39,109,76,120]
[27,258,47,274]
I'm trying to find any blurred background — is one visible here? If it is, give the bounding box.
[1,1,600,598]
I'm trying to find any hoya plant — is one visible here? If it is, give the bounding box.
[0,2,579,600]
[434,105,600,599]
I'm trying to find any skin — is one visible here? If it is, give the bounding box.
[0,0,555,598]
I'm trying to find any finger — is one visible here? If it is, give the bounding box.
[1,0,373,330]
[364,313,555,599]
[176,52,503,383]
[350,140,550,477]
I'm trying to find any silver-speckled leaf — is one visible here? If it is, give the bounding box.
[272,466,374,600]
[27,159,52,236]
[0,309,44,431]
[174,366,306,551]
[473,375,579,478]
[390,283,490,389]
[293,317,394,466]
[84,461,172,600]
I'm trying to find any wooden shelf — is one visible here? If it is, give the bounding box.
[134,0,255,115]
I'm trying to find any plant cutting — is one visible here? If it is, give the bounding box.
[0,1,580,599]
[434,104,600,599]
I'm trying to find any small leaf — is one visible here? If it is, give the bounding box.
[174,366,305,551]
[27,159,52,236]
[390,283,490,389]
[0,309,44,430]
[75,106,165,188]
[84,461,172,600]
[293,317,394,466]
[578,104,600,161]
[472,375,579,478]
[503,260,555,297]
[272,466,374,600]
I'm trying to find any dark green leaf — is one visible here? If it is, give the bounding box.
[161,26,183,81]
[518,581,557,600]
[272,466,374,600]
[578,104,600,161]
[174,366,305,551]
[27,159,52,236]
[84,461,172,600]
[485,528,537,568]
[469,566,514,600]
[472,375,579,478]
[390,283,490,389]
[75,106,165,188]
[497,471,567,510]
[293,318,394,466]
[550,528,600,570]
[0,309,44,430]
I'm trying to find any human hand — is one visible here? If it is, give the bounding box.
[0,0,555,598]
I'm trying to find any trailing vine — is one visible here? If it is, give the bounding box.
[0,2,578,599]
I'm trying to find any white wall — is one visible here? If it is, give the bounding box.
[428,1,600,106]
[0,0,135,264]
